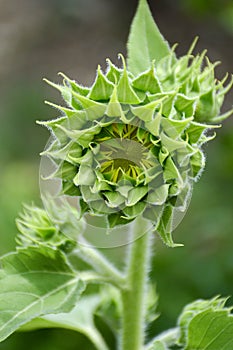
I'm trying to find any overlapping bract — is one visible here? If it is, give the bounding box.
[40,50,232,246]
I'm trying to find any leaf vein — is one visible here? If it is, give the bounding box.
[0,276,79,333]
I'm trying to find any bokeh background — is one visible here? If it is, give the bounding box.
[0,0,233,349]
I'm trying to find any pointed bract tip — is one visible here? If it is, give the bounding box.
[36,120,44,125]
[118,53,127,69]
[43,78,59,89]
[106,58,114,68]
[58,72,69,80]
[171,43,179,53]
[187,36,199,56]
[43,77,49,83]
[44,100,52,106]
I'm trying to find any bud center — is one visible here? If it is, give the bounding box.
[94,123,155,183]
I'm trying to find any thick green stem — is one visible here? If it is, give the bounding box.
[120,217,152,350]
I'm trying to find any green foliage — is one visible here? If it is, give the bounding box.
[178,297,233,349]
[145,297,233,349]
[20,296,109,350]
[0,246,85,342]
[127,0,171,76]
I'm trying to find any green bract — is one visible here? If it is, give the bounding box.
[39,47,232,247]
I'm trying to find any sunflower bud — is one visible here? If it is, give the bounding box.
[16,198,84,252]
[39,34,232,248]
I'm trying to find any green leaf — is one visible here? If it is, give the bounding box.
[0,246,85,342]
[20,295,109,350]
[186,310,233,350]
[127,0,172,76]
[178,297,233,350]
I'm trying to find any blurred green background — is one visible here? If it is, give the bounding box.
[0,0,232,349]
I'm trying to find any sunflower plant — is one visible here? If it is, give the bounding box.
[0,1,233,349]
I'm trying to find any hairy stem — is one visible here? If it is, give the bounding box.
[120,216,152,350]
[73,241,126,288]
